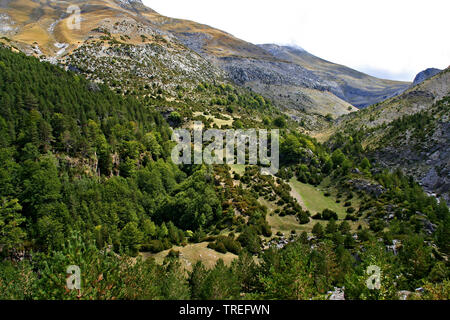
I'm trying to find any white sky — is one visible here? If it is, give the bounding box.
[143,0,449,81]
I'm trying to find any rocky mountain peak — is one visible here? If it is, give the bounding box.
[413,68,442,86]
[117,0,143,4]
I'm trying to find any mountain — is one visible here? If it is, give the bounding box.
[1,1,450,301]
[259,44,410,108]
[0,0,408,119]
[331,68,450,202]
[413,68,443,86]
[157,19,410,112]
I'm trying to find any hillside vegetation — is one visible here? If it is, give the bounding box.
[329,68,450,202]
[0,1,449,301]
[0,46,449,300]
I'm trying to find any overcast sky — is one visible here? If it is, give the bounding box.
[143,0,449,82]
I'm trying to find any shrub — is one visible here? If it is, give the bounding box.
[312,213,322,220]
[191,228,206,243]
[261,223,273,237]
[322,209,338,221]
[273,116,287,128]
[369,219,386,232]
[168,111,182,127]
[167,250,180,259]
[224,239,242,255]
[215,242,227,254]
[312,223,324,239]
[207,242,217,250]
[144,240,165,253]
[209,236,242,255]
[298,211,310,224]
[357,228,372,241]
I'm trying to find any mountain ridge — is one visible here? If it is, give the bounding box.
[329,68,450,202]
[0,0,410,118]
[413,68,443,86]
[258,44,410,108]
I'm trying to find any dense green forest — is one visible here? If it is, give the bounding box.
[0,46,449,300]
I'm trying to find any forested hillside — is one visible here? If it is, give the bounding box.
[0,46,449,300]
[329,68,450,203]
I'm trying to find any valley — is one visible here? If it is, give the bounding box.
[0,0,448,301]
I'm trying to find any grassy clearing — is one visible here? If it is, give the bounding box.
[289,178,348,219]
[267,214,308,235]
[192,112,234,128]
[262,197,324,235]
[229,164,246,175]
[141,242,238,271]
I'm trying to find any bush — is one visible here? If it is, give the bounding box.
[298,211,310,224]
[207,242,217,250]
[312,213,322,220]
[191,228,206,243]
[143,240,165,253]
[346,207,356,214]
[369,219,386,232]
[312,223,324,239]
[208,236,242,255]
[215,242,227,254]
[357,228,373,242]
[204,236,217,242]
[168,111,182,127]
[261,223,273,237]
[167,250,180,259]
[224,239,242,255]
[322,209,338,221]
[273,116,287,128]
